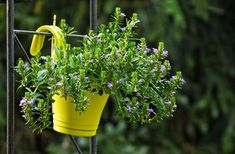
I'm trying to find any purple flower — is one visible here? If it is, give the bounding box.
[74,75,78,80]
[107,83,113,88]
[148,108,154,113]
[120,13,126,18]
[51,61,57,67]
[20,98,27,106]
[144,96,150,100]
[152,48,159,54]
[181,78,186,84]
[145,48,151,53]
[160,65,166,72]
[38,69,47,78]
[173,104,177,109]
[127,105,132,112]
[162,50,168,58]
[90,59,95,64]
[165,101,171,105]
[137,44,141,50]
[29,98,36,104]
[41,69,47,74]
[24,63,30,71]
[117,79,124,84]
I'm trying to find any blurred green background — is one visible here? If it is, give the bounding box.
[0,0,234,153]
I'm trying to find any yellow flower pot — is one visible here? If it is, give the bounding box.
[30,24,109,136]
[52,92,109,137]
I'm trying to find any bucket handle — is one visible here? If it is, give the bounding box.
[30,25,65,58]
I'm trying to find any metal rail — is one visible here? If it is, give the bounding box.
[90,0,98,153]
[6,0,15,154]
[14,29,86,38]
[90,0,97,32]
[90,136,97,154]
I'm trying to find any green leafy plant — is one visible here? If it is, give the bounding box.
[16,8,185,133]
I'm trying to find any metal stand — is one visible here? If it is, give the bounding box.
[6,0,15,154]
[90,0,97,32]
[6,0,98,153]
[89,0,98,153]
[89,136,97,154]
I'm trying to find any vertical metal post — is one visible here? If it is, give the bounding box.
[89,136,97,154]
[90,0,97,153]
[6,0,15,153]
[90,0,97,32]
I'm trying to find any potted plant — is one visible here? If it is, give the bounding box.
[16,8,185,136]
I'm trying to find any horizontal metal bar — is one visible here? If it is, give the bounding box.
[14,29,86,38]
[0,0,32,3]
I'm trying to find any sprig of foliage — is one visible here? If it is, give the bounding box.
[60,19,76,37]
[16,7,185,133]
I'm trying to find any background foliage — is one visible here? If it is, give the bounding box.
[0,0,234,153]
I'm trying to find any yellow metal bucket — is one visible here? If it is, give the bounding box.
[52,92,109,137]
[30,23,109,137]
